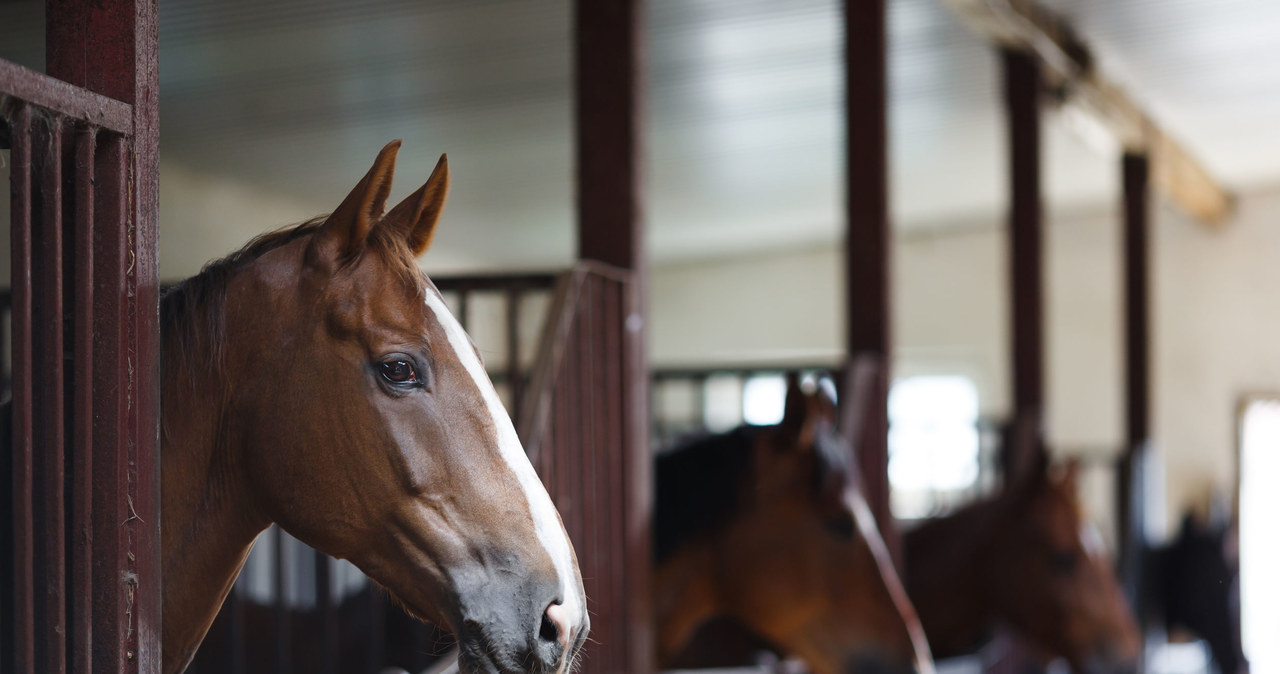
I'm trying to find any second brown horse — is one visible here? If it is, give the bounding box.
[654,379,931,674]
[904,452,1141,672]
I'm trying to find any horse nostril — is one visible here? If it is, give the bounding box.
[542,602,572,648]
[539,611,559,643]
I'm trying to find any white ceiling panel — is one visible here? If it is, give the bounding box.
[1,0,1276,274]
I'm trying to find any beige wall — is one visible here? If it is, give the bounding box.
[4,146,1273,540]
[649,189,1280,538]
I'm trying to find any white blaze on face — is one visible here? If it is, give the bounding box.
[845,488,937,674]
[423,289,584,628]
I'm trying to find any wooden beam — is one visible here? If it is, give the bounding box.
[1004,48,1045,430]
[572,2,652,672]
[843,0,896,558]
[46,1,162,672]
[940,0,1234,226]
[1122,153,1151,457]
[1117,152,1150,608]
[575,0,642,271]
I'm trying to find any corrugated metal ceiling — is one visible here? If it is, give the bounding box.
[1,0,1277,273]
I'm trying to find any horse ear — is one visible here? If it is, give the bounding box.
[382,153,449,257]
[313,140,401,262]
[811,377,838,424]
[779,372,807,437]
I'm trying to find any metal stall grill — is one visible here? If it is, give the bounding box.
[1,45,161,674]
[518,262,649,674]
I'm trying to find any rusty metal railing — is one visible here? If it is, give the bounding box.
[2,48,161,674]
[515,261,651,674]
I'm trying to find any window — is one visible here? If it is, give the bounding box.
[742,374,787,426]
[702,374,745,432]
[888,375,981,519]
[1240,398,1280,673]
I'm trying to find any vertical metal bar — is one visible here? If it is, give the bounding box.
[274,528,290,674]
[315,551,338,674]
[507,289,523,423]
[90,133,137,674]
[10,102,36,674]
[604,278,625,672]
[365,587,386,674]
[32,115,67,674]
[129,0,165,660]
[70,123,97,674]
[573,279,592,552]
[225,586,245,673]
[694,374,708,428]
[1003,48,1045,475]
[1118,152,1150,607]
[582,279,599,656]
[583,276,606,670]
[90,131,131,673]
[456,290,469,332]
[556,318,576,539]
[843,0,896,560]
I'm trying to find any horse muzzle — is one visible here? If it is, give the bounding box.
[453,572,588,674]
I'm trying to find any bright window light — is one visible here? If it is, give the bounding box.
[887,376,980,492]
[1241,399,1280,673]
[703,374,744,433]
[742,374,787,426]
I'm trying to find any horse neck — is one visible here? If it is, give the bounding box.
[159,320,269,673]
[904,498,1007,657]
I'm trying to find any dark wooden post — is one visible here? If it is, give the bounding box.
[573,0,652,671]
[843,0,896,555]
[576,0,643,273]
[1002,48,1045,475]
[1117,152,1150,603]
[46,1,162,671]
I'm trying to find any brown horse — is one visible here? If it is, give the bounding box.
[903,452,1140,672]
[159,142,586,674]
[654,378,933,674]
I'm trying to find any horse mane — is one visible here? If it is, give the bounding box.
[654,422,852,562]
[654,426,758,562]
[160,215,425,379]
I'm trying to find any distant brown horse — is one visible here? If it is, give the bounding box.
[654,379,933,674]
[904,452,1140,673]
[159,142,586,674]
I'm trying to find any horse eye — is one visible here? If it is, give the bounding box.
[379,359,417,385]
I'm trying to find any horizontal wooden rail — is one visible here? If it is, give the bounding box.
[0,60,133,134]
[431,272,557,293]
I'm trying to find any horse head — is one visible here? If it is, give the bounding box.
[655,377,929,674]
[160,142,586,674]
[990,455,1141,673]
